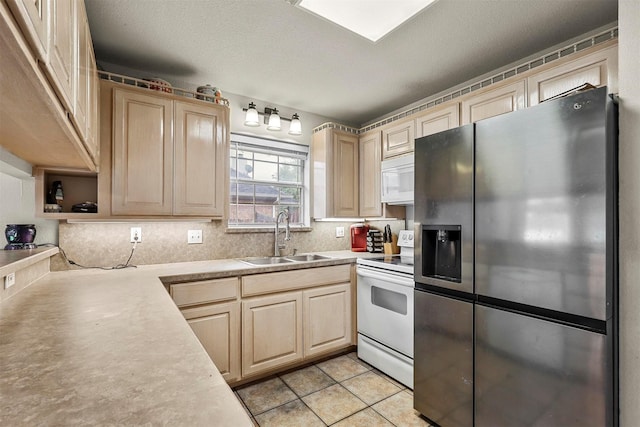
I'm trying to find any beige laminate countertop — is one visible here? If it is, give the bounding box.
[0,250,365,426]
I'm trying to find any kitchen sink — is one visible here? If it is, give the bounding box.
[284,254,331,262]
[240,257,293,266]
[239,254,331,266]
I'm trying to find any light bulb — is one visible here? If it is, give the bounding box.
[288,113,302,135]
[244,102,260,127]
[267,108,281,131]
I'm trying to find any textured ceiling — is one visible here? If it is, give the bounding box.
[85,0,617,126]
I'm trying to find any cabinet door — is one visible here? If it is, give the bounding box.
[242,292,303,377]
[359,131,381,217]
[303,283,352,357]
[47,0,75,112]
[333,131,359,217]
[6,0,49,61]
[173,101,227,217]
[84,40,99,162]
[182,301,241,383]
[528,44,617,106]
[382,119,415,159]
[112,88,173,215]
[72,0,88,142]
[415,104,460,138]
[461,80,526,125]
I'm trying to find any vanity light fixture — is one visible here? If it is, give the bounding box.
[243,102,303,135]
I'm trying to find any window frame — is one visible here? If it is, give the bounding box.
[228,133,310,229]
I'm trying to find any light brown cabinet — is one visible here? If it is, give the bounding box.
[182,301,241,382]
[47,0,75,113]
[112,88,173,215]
[303,283,352,358]
[1,0,97,172]
[527,42,618,106]
[108,83,228,218]
[461,79,526,125]
[381,119,415,159]
[358,131,382,217]
[415,104,460,138]
[169,264,354,384]
[240,264,353,379]
[6,0,49,61]
[172,277,241,383]
[173,101,227,217]
[242,291,303,377]
[312,128,359,218]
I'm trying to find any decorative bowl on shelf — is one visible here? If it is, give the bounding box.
[145,78,173,93]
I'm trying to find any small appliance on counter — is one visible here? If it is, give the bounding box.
[366,229,383,253]
[350,223,369,252]
[4,224,37,250]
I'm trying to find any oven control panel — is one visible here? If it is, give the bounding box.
[397,230,414,247]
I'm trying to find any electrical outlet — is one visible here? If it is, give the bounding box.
[336,226,345,238]
[188,229,203,244]
[130,227,142,243]
[4,272,15,289]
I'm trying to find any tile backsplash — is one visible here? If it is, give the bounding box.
[52,219,406,271]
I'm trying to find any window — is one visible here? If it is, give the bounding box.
[229,134,309,227]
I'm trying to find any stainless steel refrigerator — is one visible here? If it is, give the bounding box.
[413,87,618,427]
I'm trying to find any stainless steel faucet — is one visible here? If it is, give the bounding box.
[274,207,291,256]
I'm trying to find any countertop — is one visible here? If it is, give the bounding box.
[0,250,367,425]
[0,246,58,277]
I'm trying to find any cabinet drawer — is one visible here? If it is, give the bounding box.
[171,277,239,307]
[242,264,351,297]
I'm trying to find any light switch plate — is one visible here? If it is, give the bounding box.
[188,230,203,244]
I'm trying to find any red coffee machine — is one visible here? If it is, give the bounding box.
[350,223,369,252]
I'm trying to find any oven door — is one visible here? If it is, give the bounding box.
[357,265,414,357]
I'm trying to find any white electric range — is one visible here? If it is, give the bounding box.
[356,230,415,388]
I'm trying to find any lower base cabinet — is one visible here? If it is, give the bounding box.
[181,301,241,383]
[242,292,304,377]
[303,283,352,358]
[171,264,354,383]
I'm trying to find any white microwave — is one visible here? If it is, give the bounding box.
[381,154,414,205]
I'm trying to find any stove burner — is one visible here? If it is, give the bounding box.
[4,243,37,250]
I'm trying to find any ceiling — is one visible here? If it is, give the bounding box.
[85,0,617,126]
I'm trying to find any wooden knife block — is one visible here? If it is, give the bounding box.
[383,234,399,255]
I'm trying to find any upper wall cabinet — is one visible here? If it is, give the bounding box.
[103,81,229,218]
[381,119,415,159]
[47,0,75,114]
[313,127,359,218]
[1,0,97,171]
[112,88,174,215]
[358,131,382,218]
[527,42,618,106]
[6,0,49,61]
[415,104,460,138]
[461,79,526,125]
[173,101,227,216]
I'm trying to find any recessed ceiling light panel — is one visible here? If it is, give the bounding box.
[297,0,436,42]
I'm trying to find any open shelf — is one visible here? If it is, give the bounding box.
[34,167,100,219]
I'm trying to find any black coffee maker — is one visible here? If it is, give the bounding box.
[4,224,37,250]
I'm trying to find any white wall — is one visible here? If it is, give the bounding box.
[618,1,639,424]
[0,148,58,246]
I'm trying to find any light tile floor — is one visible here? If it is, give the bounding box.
[234,352,432,427]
